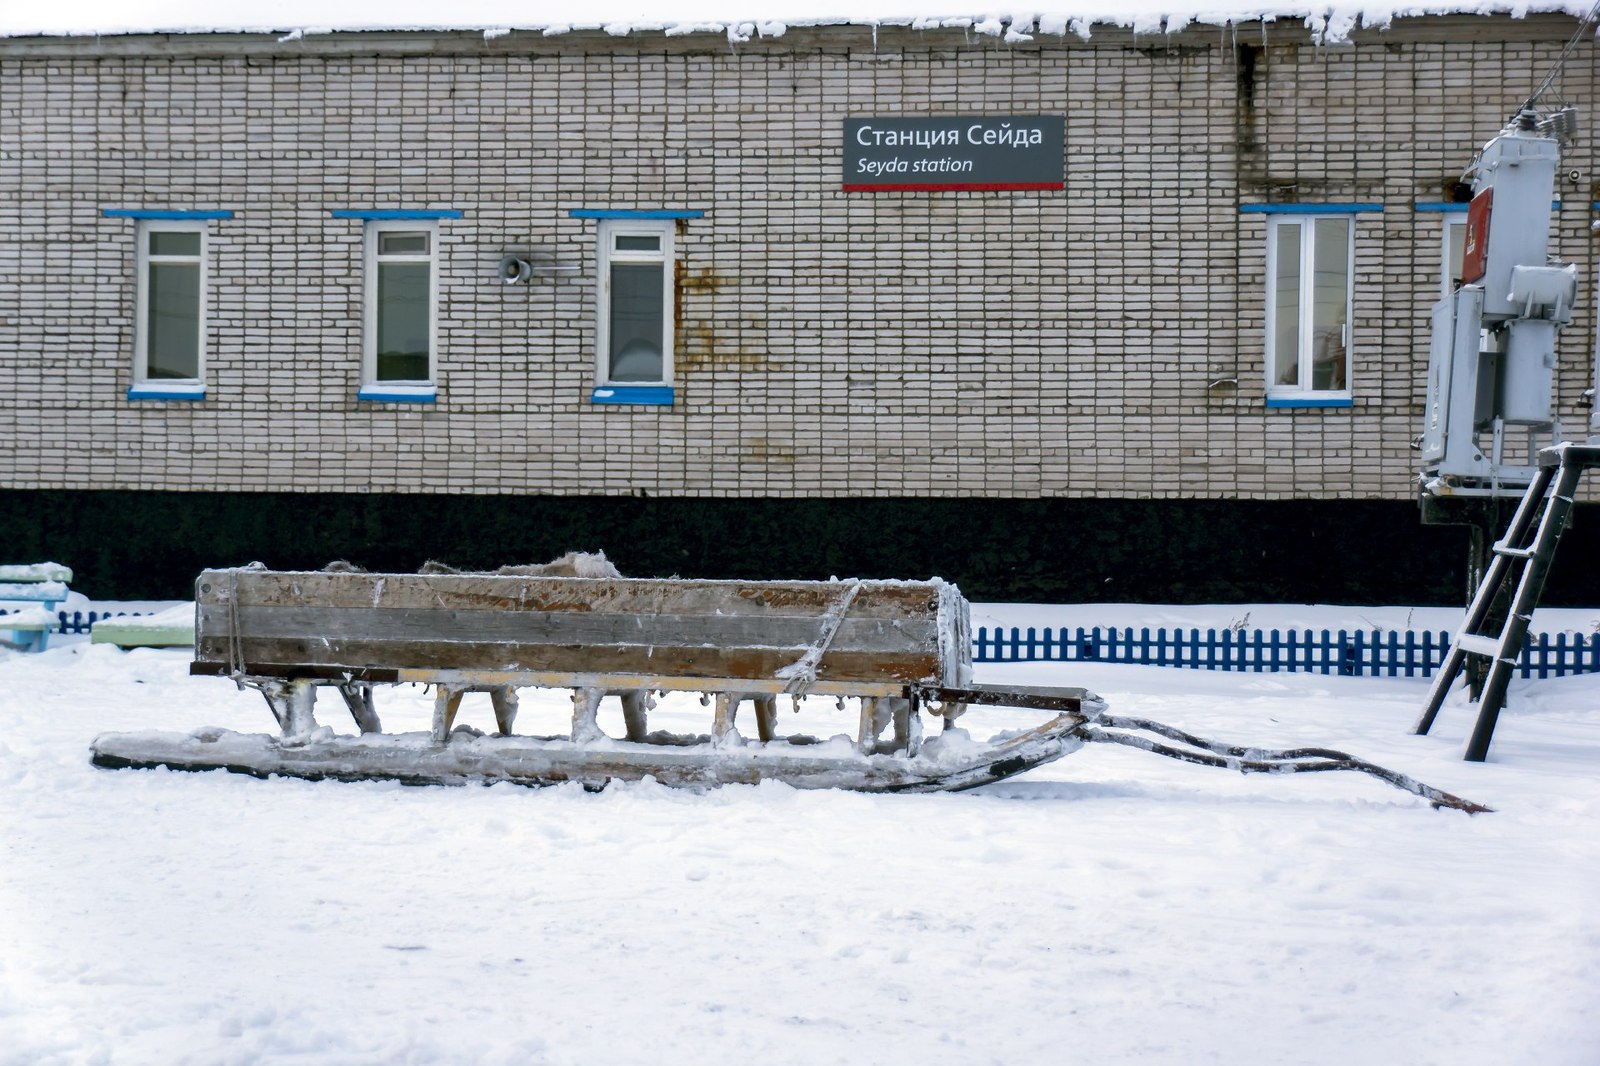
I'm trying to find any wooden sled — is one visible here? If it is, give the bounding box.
[90,567,1105,792]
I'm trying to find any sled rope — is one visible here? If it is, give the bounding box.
[776,579,861,696]
[1075,714,1492,814]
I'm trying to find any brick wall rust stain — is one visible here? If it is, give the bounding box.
[673,257,687,339]
[679,324,768,371]
[674,265,732,330]
[675,263,755,368]
[680,269,735,293]
[741,436,797,467]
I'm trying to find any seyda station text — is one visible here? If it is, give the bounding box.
[842,115,1064,192]
[855,156,976,177]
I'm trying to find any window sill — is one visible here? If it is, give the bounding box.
[128,384,205,401]
[1266,396,1353,409]
[358,386,437,404]
[591,385,674,406]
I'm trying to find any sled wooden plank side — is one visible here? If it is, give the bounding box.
[191,569,971,689]
[196,571,951,617]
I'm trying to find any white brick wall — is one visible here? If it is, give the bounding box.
[0,17,1594,498]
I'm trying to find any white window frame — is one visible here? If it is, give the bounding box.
[362,220,439,393]
[133,219,207,392]
[1442,215,1467,298]
[1264,214,1355,400]
[596,219,675,388]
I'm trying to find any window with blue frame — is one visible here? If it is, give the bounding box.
[571,208,701,406]
[331,209,459,402]
[597,219,674,390]
[364,221,438,391]
[136,220,207,393]
[1265,214,1353,400]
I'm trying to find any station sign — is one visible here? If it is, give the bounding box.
[843,115,1064,192]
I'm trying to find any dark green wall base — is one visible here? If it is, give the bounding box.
[3,490,1596,606]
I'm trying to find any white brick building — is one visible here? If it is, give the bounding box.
[1,4,1596,599]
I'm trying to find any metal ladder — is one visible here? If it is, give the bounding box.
[1414,444,1599,760]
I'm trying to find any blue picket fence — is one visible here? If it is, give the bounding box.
[7,608,1600,680]
[0,609,149,635]
[973,625,1600,680]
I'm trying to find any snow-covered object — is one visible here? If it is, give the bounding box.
[141,565,1064,792]
[89,708,1090,791]
[0,581,68,604]
[1,603,62,652]
[89,603,197,648]
[115,568,1488,800]
[416,551,623,579]
[2,0,1594,45]
[190,567,972,690]
[0,562,71,584]
[0,605,60,628]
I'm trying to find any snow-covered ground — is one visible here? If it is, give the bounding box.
[2,609,1597,1065]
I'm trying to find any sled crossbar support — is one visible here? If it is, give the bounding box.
[189,662,911,698]
[186,672,1102,709]
[192,662,401,683]
[408,669,909,699]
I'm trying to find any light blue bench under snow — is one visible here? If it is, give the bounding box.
[91,603,195,648]
[0,562,73,653]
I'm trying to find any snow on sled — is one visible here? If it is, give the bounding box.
[90,560,1493,811]
[90,562,1102,792]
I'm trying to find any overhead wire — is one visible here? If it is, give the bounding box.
[1516,0,1600,118]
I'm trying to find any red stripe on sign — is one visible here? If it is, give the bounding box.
[841,182,1064,192]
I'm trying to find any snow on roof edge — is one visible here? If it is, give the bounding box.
[3,2,1596,47]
